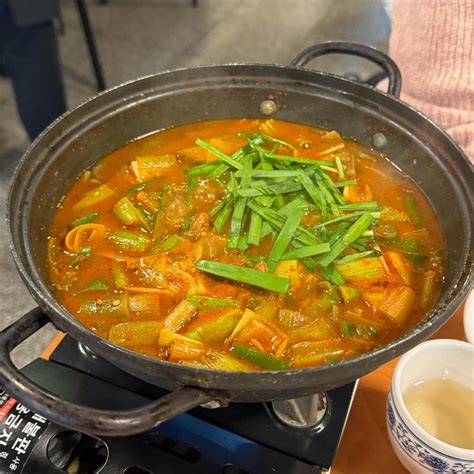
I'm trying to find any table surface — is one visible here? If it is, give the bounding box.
[41,305,467,474]
[333,305,466,474]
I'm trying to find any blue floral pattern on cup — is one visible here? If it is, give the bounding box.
[387,393,474,473]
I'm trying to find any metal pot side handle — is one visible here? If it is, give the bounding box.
[289,41,402,98]
[0,307,225,437]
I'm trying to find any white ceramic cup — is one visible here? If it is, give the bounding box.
[387,339,474,473]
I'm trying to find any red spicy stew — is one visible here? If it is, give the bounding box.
[47,118,444,371]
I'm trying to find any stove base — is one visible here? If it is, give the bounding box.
[1,335,357,473]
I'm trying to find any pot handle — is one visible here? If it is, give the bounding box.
[0,307,226,436]
[289,41,402,98]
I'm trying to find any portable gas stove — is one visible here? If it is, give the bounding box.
[0,335,356,473]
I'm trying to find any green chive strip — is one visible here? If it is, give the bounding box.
[195,260,290,293]
[262,151,334,166]
[314,171,341,217]
[213,198,234,233]
[195,138,244,170]
[247,212,263,246]
[255,196,275,207]
[320,165,339,173]
[185,176,198,205]
[319,213,374,267]
[267,210,304,272]
[405,195,421,224]
[273,195,285,210]
[186,162,220,177]
[350,239,369,252]
[336,250,377,264]
[298,169,324,213]
[209,196,229,217]
[278,198,315,216]
[341,214,375,244]
[228,198,248,248]
[312,211,380,230]
[238,180,302,197]
[335,156,345,179]
[248,202,319,246]
[70,212,99,228]
[236,170,302,179]
[126,179,156,196]
[334,179,357,188]
[231,344,290,370]
[152,184,170,241]
[228,155,252,248]
[282,243,330,260]
[74,277,109,296]
[318,170,346,205]
[208,140,261,178]
[253,133,297,151]
[321,265,345,285]
[339,202,379,211]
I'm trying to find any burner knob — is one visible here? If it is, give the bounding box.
[271,392,329,430]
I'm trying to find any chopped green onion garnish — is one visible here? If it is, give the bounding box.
[186,162,219,177]
[319,213,374,267]
[312,211,366,229]
[74,278,109,295]
[336,250,377,264]
[248,202,319,246]
[282,243,330,260]
[254,133,297,151]
[70,212,99,228]
[247,211,263,246]
[213,199,234,233]
[339,202,379,211]
[195,260,290,293]
[195,138,243,169]
[335,156,345,179]
[262,152,333,166]
[267,209,304,272]
[298,169,324,213]
[227,197,247,248]
[231,344,290,370]
[405,195,421,224]
[126,179,156,196]
[334,179,357,188]
[321,265,345,285]
[238,180,302,197]
[236,170,301,178]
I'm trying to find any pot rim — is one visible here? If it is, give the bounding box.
[6,62,474,382]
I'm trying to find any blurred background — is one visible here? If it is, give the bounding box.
[0,0,392,365]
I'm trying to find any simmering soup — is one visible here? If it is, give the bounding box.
[404,378,474,449]
[47,119,444,371]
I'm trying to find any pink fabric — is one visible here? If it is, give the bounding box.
[389,0,474,161]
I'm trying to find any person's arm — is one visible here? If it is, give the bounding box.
[388,0,473,161]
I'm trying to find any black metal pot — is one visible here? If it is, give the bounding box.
[2,43,472,436]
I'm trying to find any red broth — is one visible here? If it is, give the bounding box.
[47,119,444,371]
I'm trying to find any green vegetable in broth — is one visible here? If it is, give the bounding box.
[48,118,444,372]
